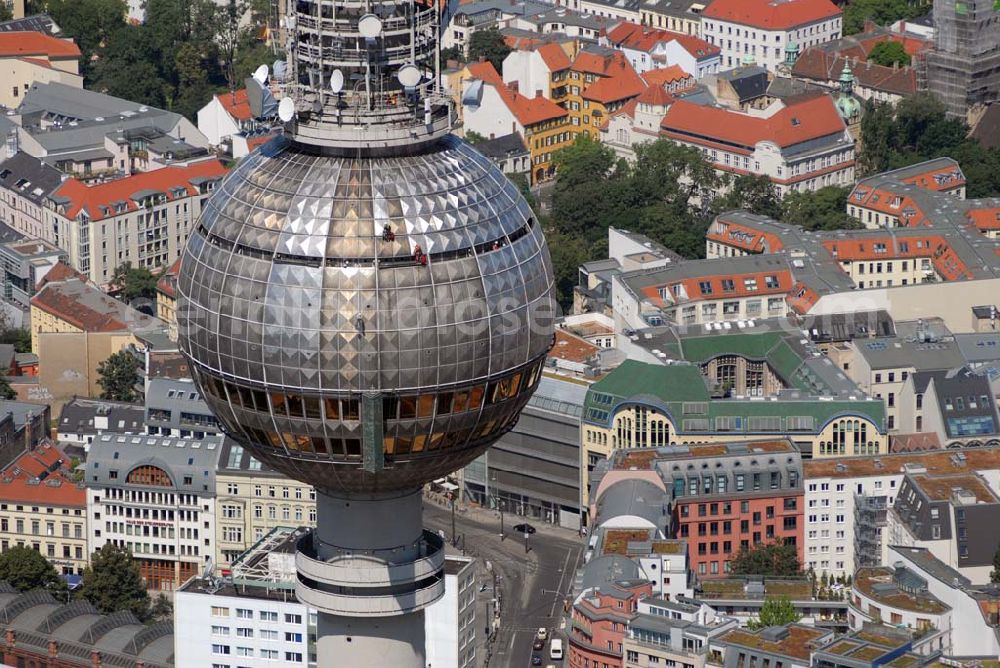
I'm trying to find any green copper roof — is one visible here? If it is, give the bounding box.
[679,331,785,364]
[583,360,886,433]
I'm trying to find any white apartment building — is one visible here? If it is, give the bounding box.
[659,95,855,198]
[48,160,227,285]
[426,555,479,668]
[177,527,477,668]
[85,432,223,590]
[701,0,842,71]
[803,458,903,580]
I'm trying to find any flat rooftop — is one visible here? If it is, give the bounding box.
[853,567,949,615]
[720,625,830,660]
[804,447,1000,479]
[910,473,998,504]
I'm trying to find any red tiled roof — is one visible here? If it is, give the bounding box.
[246,132,279,151]
[642,269,794,307]
[30,282,130,332]
[702,0,841,30]
[156,258,181,298]
[786,282,821,314]
[822,235,974,281]
[642,65,695,87]
[35,261,87,290]
[0,32,81,59]
[967,207,1000,232]
[847,186,930,227]
[53,160,228,221]
[0,442,84,507]
[606,22,720,59]
[537,42,572,71]
[792,50,916,97]
[468,61,568,126]
[707,221,786,254]
[660,95,846,150]
[898,164,965,192]
[217,89,252,121]
[635,85,675,106]
[569,50,647,104]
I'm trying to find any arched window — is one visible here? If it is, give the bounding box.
[127,465,172,487]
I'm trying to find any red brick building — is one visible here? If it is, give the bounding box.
[593,441,804,579]
[568,579,652,668]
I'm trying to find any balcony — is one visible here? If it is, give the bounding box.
[295,529,444,588]
[295,572,444,617]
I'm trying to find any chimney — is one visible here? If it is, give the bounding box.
[535,89,544,97]
[48,640,58,658]
[509,80,519,92]
[5,629,13,648]
[91,651,102,668]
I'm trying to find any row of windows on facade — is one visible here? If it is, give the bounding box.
[0,518,83,538]
[680,518,798,542]
[211,646,303,661]
[680,498,798,517]
[223,483,316,500]
[101,519,204,540]
[0,539,84,561]
[703,19,840,39]
[672,470,800,497]
[220,504,316,524]
[102,537,202,557]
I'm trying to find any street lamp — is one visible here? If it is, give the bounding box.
[491,473,504,541]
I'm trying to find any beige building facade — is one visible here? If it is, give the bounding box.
[214,441,316,567]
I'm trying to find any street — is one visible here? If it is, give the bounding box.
[424,498,584,667]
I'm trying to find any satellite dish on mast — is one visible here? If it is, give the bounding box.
[252,64,269,85]
[330,69,345,94]
[278,97,295,122]
[397,64,421,88]
[358,14,383,38]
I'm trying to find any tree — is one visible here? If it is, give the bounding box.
[715,174,782,220]
[545,227,589,310]
[96,351,139,402]
[464,130,486,144]
[868,41,911,68]
[112,262,159,302]
[730,541,801,577]
[150,593,173,621]
[747,597,800,630]
[0,546,68,594]
[46,0,128,81]
[0,327,32,354]
[0,3,12,21]
[780,186,861,231]
[842,0,930,35]
[441,45,465,64]
[468,27,511,73]
[0,377,16,401]
[991,545,1000,583]
[80,544,150,619]
[93,25,167,107]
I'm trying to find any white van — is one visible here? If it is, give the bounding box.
[550,638,563,660]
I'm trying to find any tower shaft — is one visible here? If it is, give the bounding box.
[294,490,444,667]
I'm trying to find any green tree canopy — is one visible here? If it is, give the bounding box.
[780,186,861,231]
[730,541,801,577]
[96,351,139,402]
[868,41,911,67]
[468,27,511,73]
[0,378,16,401]
[0,327,31,354]
[842,0,930,35]
[747,597,801,629]
[991,545,1000,583]
[715,174,782,220]
[112,262,159,302]
[80,544,150,619]
[0,546,68,594]
[46,0,128,80]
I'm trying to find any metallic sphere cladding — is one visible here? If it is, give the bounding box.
[177,135,556,494]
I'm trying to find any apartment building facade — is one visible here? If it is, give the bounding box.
[701,0,842,71]
[85,432,223,590]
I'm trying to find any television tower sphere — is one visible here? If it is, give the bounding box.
[176,0,554,663]
[177,136,555,494]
